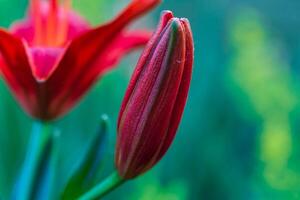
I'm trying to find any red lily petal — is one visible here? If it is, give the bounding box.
[0,55,4,76]
[117,10,174,130]
[155,18,194,164]
[44,0,161,120]
[10,2,90,45]
[0,29,38,116]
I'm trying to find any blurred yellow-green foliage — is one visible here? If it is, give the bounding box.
[1,0,300,199]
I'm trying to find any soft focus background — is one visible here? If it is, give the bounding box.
[1,0,300,199]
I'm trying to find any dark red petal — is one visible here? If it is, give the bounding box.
[0,29,38,116]
[155,18,194,165]
[117,10,174,130]
[44,0,161,119]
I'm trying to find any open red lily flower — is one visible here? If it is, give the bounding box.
[0,0,160,121]
[116,11,194,179]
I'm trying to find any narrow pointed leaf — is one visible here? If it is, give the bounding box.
[61,115,109,199]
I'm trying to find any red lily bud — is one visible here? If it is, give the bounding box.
[115,11,194,179]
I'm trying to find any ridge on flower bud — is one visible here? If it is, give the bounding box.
[116,10,194,179]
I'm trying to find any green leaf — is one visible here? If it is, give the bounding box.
[61,115,109,199]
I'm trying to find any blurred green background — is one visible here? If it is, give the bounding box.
[1,0,300,199]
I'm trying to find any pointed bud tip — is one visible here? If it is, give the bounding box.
[180,18,192,32]
[161,10,174,18]
[180,18,190,25]
[169,18,184,35]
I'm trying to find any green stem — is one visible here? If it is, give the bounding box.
[14,121,52,200]
[78,171,125,200]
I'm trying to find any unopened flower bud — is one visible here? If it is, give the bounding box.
[116,10,194,179]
